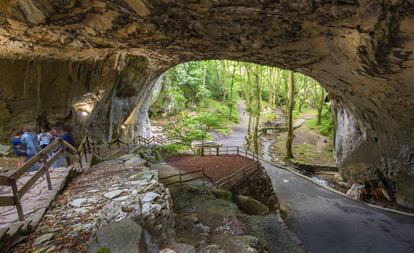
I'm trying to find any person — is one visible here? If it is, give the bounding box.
[62,125,75,146]
[38,127,52,149]
[21,126,40,160]
[10,130,27,167]
[49,128,64,170]
[61,125,74,165]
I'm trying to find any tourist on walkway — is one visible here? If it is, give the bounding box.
[50,128,65,170]
[10,130,27,167]
[38,127,53,149]
[62,125,75,146]
[21,126,40,160]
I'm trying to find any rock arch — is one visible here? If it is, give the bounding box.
[0,0,413,207]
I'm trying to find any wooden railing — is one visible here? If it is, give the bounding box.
[159,168,215,187]
[197,146,261,161]
[197,145,263,189]
[83,135,179,160]
[216,161,261,188]
[0,138,81,221]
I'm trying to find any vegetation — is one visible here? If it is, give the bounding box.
[150,60,334,158]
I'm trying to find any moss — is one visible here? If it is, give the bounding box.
[95,248,111,253]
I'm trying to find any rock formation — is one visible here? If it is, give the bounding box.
[0,1,413,207]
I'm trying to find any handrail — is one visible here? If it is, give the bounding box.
[0,138,81,221]
[159,168,210,187]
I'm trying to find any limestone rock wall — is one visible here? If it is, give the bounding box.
[0,0,413,207]
[0,53,161,141]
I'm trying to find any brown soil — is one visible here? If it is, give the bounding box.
[167,155,255,181]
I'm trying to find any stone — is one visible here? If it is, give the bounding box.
[33,233,54,246]
[346,184,364,200]
[141,192,160,203]
[104,190,124,199]
[69,198,87,208]
[212,189,232,202]
[162,243,196,253]
[142,203,162,216]
[90,218,146,253]
[33,245,55,253]
[236,195,269,215]
[124,156,146,167]
[130,170,155,181]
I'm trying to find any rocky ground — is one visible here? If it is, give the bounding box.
[167,177,305,253]
[12,154,175,253]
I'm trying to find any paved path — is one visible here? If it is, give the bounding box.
[264,163,414,253]
[217,102,414,253]
[213,102,249,147]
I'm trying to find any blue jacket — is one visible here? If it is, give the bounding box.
[21,132,40,156]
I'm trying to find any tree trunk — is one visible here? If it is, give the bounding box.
[228,63,236,117]
[316,87,325,125]
[286,71,295,159]
[253,65,262,154]
[201,63,207,108]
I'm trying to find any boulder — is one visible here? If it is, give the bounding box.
[212,189,232,202]
[90,218,146,253]
[236,195,269,215]
[161,243,196,253]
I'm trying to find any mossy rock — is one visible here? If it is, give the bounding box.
[193,198,239,228]
[212,189,232,202]
[236,195,269,215]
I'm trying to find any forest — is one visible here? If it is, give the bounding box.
[150,60,333,159]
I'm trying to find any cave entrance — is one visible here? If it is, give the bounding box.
[124,60,339,189]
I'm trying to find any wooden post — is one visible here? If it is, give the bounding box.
[245,149,247,158]
[216,147,219,156]
[133,138,136,148]
[82,143,87,162]
[127,142,130,152]
[41,153,52,190]
[237,147,239,156]
[97,146,101,157]
[117,139,121,149]
[179,171,182,191]
[78,151,83,169]
[202,168,205,186]
[10,178,24,221]
[86,136,91,153]
[60,138,69,167]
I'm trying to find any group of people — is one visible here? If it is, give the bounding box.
[10,125,75,168]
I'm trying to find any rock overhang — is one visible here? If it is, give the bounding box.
[0,0,413,207]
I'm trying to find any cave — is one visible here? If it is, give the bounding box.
[0,1,413,208]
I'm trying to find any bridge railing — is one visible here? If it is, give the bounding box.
[159,168,215,187]
[197,146,260,161]
[0,138,81,221]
